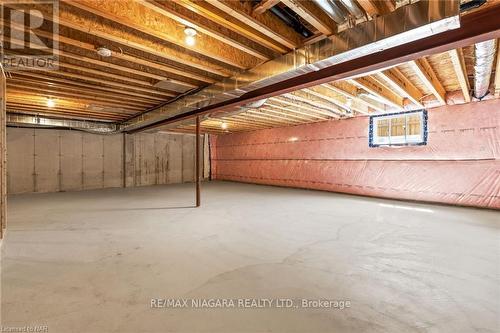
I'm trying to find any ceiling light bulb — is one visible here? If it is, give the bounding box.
[221,122,228,130]
[346,98,353,108]
[47,98,55,108]
[185,35,196,47]
[184,27,197,46]
[184,27,197,37]
[96,46,112,57]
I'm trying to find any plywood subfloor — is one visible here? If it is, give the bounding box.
[2,181,499,333]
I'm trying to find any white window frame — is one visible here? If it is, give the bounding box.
[369,110,428,147]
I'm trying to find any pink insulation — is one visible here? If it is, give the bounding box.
[210,98,500,209]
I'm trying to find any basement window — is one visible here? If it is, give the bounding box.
[369,110,428,147]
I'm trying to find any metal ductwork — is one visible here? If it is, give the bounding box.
[338,0,365,19]
[312,0,349,24]
[7,113,120,134]
[473,39,497,100]
[96,1,460,132]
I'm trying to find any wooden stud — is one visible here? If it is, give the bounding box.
[15,69,173,98]
[273,96,337,118]
[355,0,379,17]
[448,48,471,102]
[9,2,230,77]
[305,85,370,115]
[281,0,337,35]
[205,0,302,49]
[7,85,154,109]
[62,0,257,70]
[174,0,289,54]
[9,78,161,105]
[377,68,425,108]
[12,72,166,102]
[408,58,447,105]
[138,0,273,61]
[350,77,405,109]
[265,100,329,120]
[324,82,385,113]
[195,116,200,207]
[253,0,281,14]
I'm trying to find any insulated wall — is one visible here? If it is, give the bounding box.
[211,99,500,209]
[7,128,203,194]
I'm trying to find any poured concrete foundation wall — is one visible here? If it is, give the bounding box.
[7,128,203,194]
[211,99,500,209]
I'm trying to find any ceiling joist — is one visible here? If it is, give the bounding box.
[377,68,425,108]
[408,58,447,105]
[281,0,336,35]
[448,48,471,103]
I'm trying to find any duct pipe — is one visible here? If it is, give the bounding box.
[312,0,348,23]
[473,39,497,99]
[6,113,119,134]
[121,0,460,132]
[338,0,365,18]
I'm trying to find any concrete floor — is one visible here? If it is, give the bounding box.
[1,181,499,333]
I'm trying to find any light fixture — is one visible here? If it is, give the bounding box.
[221,122,228,130]
[184,27,197,46]
[96,46,112,57]
[345,98,353,114]
[47,98,55,108]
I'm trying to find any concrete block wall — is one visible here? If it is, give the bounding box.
[7,128,203,194]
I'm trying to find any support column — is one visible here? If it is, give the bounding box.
[195,116,200,207]
[0,69,6,238]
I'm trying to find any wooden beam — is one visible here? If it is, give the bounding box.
[350,76,405,109]
[63,0,262,70]
[7,93,143,112]
[6,103,129,121]
[13,68,173,98]
[284,91,341,118]
[248,109,303,124]
[253,0,281,14]
[174,0,288,54]
[265,99,329,121]
[260,105,317,122]
[377,68,425,108]
[281,0,336,35]
[377,0,395,15]
[138,0,274,61]
[132,3,500,132]
[324,82,385,113]
[12,72,166,102]
[195,116,200,207]
[408,58,447,105]
[448,48,471,102]
[7,84,154,109]
[355,0,379,17]
[269,97,333,119]
[9,2,230,77]
[9,77,161,105]
[1,19,210,85]
[205,0,302,49]
[305,85,370,115]
[0,70,5,239]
